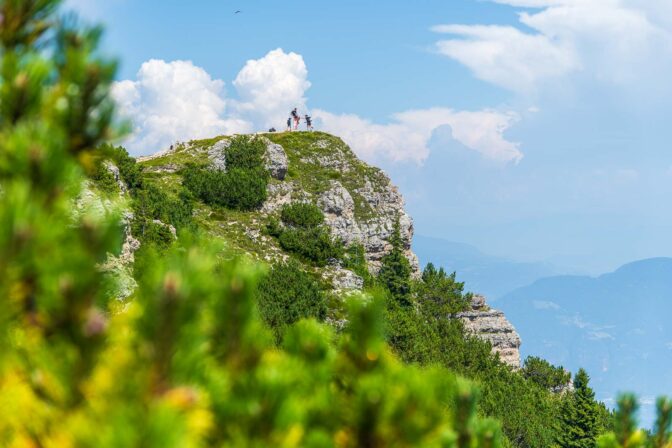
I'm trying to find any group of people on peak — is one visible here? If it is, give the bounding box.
[287,108,313,132]
[266,108,314,133]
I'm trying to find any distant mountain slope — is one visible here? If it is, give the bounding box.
[498,258,672,423]
[414,235,563,298]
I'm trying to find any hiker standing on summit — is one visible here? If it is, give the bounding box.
[291,108,300,130]
[304,114,313,131]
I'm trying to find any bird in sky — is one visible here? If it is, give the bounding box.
[235,10,241,14]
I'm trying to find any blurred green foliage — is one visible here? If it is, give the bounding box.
[597,394,672,448]
[256,260,327,343]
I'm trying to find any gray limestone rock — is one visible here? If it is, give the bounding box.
[455,295,522,369]
[263,140,288,180]
[208,139,230,170]
[104,161,127,194]
[325,266,365,291]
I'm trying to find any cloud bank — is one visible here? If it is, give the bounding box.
[314,108,522,164]
[113,50,521,165]
[433,0,672,93]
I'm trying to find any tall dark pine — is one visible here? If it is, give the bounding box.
[378,219,412,307]
[558,369,601,448]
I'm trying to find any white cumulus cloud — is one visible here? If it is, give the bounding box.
[113,59,250,155]
[314,107,522,164]
[232,49,311,129]
[113,49,312,155]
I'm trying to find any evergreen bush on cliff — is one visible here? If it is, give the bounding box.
[269,202,345,266]
[181,136,268,211]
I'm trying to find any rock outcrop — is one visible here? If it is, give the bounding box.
[263,140,288,180]
[318,179,419,276]
[207,139,229,170]
[324,265,365,292]
[455,294,522,369]
[253,135,419,276]
[138,133,419,278]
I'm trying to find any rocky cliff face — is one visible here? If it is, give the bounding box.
[207,133,420,277]
[455,294,522,369]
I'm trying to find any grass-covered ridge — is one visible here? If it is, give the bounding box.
[130,131,404,290]
[138,132,389,222]
[265,132,386,221]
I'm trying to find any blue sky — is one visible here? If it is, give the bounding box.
[68,0,672,274]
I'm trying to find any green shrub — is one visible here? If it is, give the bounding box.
[278,226,343,266]
[225,135,266,170]
[265,216,282,237]
[280,202,325,228]
[182,164,268,211]
[90,160,120,194]
[343,243,374,286]
[181,135,268,211]
[131,219,174,249]
[131,183,193,246]
[223,167,268,210]
[181,163,215,202]
[94,144,145,192]
[256,260,327,342]
[270,202,344,266]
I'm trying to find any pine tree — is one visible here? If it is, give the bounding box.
[378,218,412,307]
[558,369,602,448]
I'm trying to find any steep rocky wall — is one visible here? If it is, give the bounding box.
[205,134,420,277]
[317,178,419,276]
[455,294,522,369]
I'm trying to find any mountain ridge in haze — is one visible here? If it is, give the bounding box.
[498,257,672,424]
[413,234,568,298]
